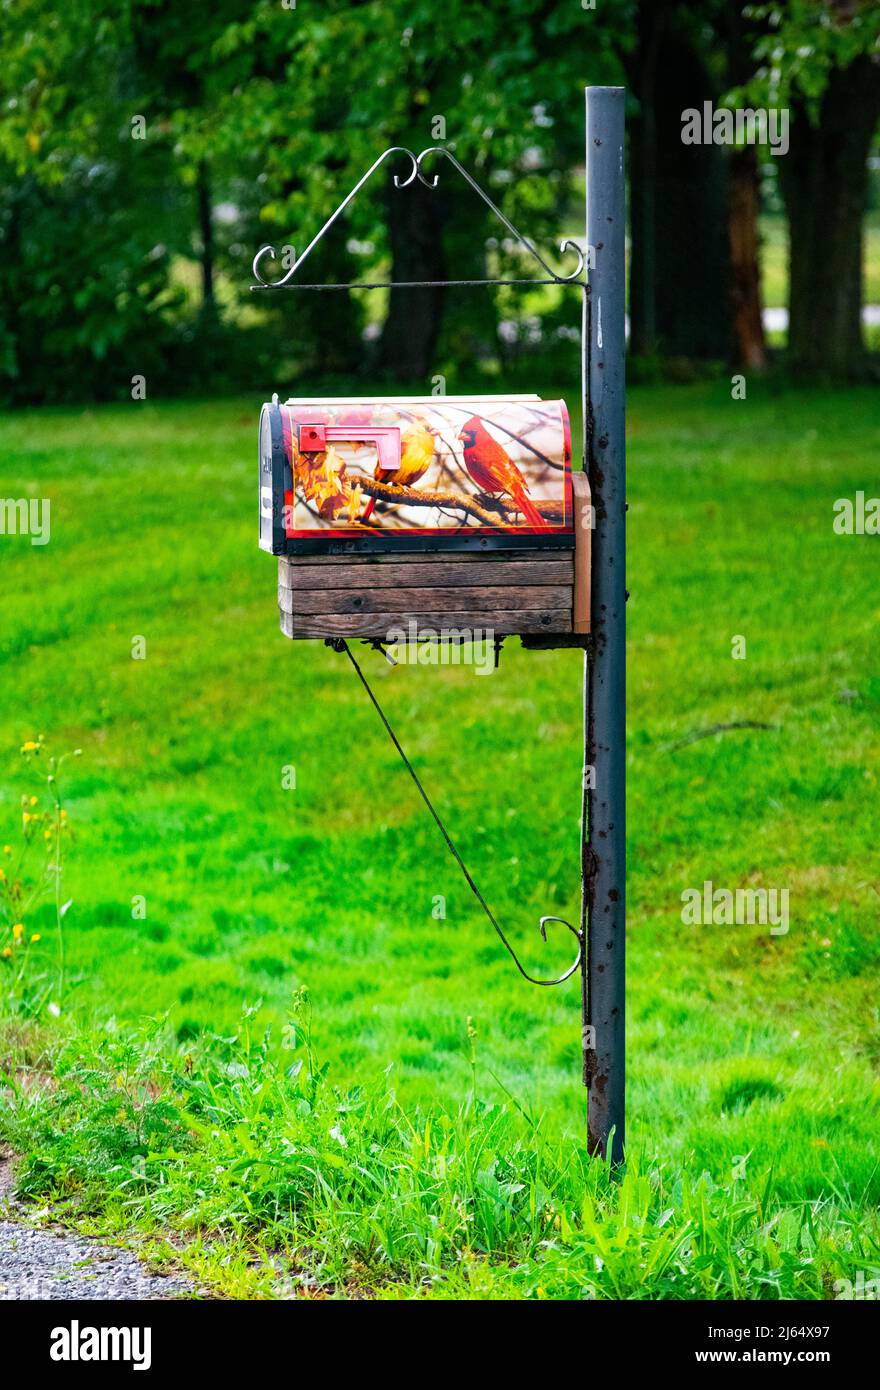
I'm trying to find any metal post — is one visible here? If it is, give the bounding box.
[583,86,626,1163]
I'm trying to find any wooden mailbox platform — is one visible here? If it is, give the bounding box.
[278,474,591,643]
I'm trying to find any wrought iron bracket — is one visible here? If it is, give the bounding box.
[331,637,583,988]
[251,145,586,292]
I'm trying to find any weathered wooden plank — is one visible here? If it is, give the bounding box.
[281,584,572,616]
[279,559,573,592]
[280,608,572,639]
[572,472,592,634]
[278,548,568,575]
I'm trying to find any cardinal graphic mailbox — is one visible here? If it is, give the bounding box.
[260,395,573,554]
[260,394,590,642]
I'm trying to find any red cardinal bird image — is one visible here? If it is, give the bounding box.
[457,416,545,528]
[362,418,437,521]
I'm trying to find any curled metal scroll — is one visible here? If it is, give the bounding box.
[414,145,585,283]
[252,144,586,291]
[529,916,583,987]
[252,146,418,288]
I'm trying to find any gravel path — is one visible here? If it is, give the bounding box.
[0,1219,194,1300]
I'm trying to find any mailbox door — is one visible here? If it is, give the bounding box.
[258,402,292,556]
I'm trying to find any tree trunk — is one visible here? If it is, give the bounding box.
[723,0,766,372]
[728,145,767,370]
[628,3,731,360]
[780,55,880,381]
[378,174,446,382]
[628,0,660,356]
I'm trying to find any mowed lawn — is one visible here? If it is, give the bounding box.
[0,382,878,1297]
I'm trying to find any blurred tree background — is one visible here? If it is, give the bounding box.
[0,0,877,404]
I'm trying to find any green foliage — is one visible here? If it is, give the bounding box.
[1,1,878,398]
[0,1,185,400]
[3,1005,877,1299]
[0,159,185,402]
[743,1,880,116]
[0,0,628,401]
[0,738,79,1013]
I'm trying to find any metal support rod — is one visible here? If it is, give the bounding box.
[583,86,626,1163]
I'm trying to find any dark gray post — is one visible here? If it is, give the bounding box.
[583,85,626,1163]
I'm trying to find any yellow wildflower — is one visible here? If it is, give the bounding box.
[12,923,24,942]
[30,934,41,943]
[1,947,11,960]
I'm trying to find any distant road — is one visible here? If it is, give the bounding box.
[609,306,880,340]
[763,306,880,331]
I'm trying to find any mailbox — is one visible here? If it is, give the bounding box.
[260,395,573,555]
[261,394,590,643]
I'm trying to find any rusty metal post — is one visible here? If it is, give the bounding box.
[583,85,626,1163]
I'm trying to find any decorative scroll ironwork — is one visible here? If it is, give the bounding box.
[251,145,585,292]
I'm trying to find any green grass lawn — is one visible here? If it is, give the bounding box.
[1,383,878,1298]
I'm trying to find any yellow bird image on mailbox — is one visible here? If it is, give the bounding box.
[361,418,437,521]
